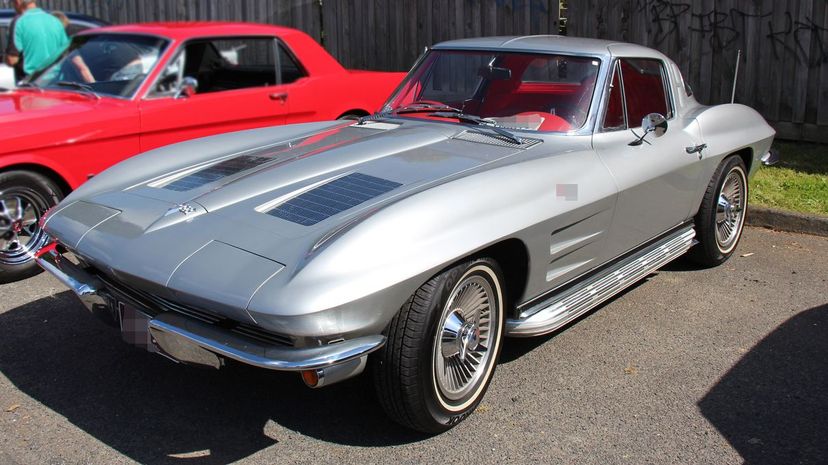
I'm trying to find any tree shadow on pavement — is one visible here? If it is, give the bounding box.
[0,292,425,465]
[698,304,828,465]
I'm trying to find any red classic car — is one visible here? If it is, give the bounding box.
[0,22,404,282]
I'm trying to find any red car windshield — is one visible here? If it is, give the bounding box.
[32,33,168,99]
[385,50,601,132]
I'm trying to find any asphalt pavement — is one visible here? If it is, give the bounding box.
[0,226,826,465]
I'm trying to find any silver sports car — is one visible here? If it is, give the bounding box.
[37,36,776,433]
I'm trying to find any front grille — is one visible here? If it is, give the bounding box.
[94,271,293,347]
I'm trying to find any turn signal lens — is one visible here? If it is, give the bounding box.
[38,206,56,229]
[301,370,319,387]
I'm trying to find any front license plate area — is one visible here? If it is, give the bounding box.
[118,301,156,353]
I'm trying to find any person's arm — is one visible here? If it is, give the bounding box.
[70,54,95,83]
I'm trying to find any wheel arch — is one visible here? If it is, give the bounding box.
[424,238,529,318]
[336,109,370,120]
[729,147,753,175]
[0,162,72,197]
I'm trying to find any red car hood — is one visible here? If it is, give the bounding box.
[0,90,138,154]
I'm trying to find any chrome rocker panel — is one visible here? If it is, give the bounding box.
[506,226,697,337]
[35,246,386,373]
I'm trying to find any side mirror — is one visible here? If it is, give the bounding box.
[642,113,668,137]
[629,113,668,146]
[174,76,198,99]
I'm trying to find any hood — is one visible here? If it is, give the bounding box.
[44,119,542,324]
[0,90,137,154]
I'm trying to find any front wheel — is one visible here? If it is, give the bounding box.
[0,171,63,283]
[688,156,748,267]
[372,258,506,433]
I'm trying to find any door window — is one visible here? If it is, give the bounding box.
[151,37,278,97]
[619,58,671,127]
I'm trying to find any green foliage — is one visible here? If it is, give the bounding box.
[750,142,827,216]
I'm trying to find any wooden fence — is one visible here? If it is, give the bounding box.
[36,1,828,141]
[43,0,323,41]
[41,0,560,71]
[567,0,828,142]
[321,0,560,71]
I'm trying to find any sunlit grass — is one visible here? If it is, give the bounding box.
[750,141,827,216]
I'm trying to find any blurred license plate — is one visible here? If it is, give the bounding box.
[118,301,156,353]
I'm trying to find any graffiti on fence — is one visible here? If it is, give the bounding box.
[631,0,828,67]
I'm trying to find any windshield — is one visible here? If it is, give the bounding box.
[32,33,168,98]
[384,50,601,132]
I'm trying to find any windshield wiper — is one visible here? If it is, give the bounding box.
[357,101,464,125]
[395,102,463,114]
[55,81,100,100]
[429,111,522,144]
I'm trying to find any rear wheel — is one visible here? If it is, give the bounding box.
[688,156,748,267]
[372,258,505,433]
[0,171,63,283]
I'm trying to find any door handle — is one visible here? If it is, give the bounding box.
[686,143,707,159]
[269,92,288,103]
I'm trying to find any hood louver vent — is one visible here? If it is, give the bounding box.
[453,131,541,149]
[267,173,401,226]
[163,155,272,191]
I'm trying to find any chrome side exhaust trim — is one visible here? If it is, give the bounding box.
[506,226,696,337]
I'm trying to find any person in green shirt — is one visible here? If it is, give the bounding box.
[10,0,69,76]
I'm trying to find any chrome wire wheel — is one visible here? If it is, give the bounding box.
[0,188,51,267]
[714,166,747,254]
[431,265,503,412]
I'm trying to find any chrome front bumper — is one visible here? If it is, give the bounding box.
[36,245,385,382]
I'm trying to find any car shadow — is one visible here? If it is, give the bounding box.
[0,292,426,464]
[698,304,828,465]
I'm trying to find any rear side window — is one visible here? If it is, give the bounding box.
[619,58,671,127]
[278,44,306,84]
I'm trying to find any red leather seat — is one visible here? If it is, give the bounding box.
[516,112,572,132]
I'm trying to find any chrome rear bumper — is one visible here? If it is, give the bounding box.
[35,245,385,378]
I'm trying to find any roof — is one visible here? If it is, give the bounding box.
[432,35,662,59]
[83,21,304,41]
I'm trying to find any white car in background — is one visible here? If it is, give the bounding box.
[0,8,106,89]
